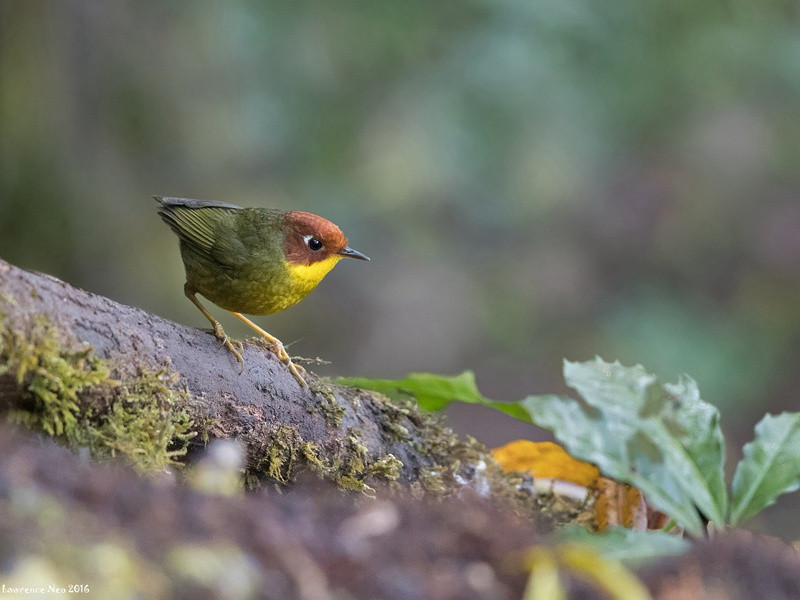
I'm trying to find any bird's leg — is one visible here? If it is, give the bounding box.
[230,311,307,387]
[184,284,244,371]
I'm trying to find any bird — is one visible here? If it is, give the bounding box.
[155,196,369,387]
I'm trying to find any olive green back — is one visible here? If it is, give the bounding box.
[156,198,285,271]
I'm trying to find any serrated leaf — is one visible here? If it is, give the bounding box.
[730,412,800,525]
[520,358,728,534]
[521,392,704,536]
[338,371,531,422]
[572,359,727,523]
[556,525,690,566]
[659,376,728,522]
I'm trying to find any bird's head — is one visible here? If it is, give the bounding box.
[282,211,369,287]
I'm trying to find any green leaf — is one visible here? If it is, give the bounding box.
[520,392,702,536]
[659,376,728,523]
[338,371,531,422]
[341,359,730,535]
[520,358,728,535]
[730,412,800,525]
[556,525,690,566]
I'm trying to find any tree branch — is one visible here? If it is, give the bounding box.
[0,257,503,494]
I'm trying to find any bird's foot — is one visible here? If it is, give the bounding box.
[270,340,308,387]
[252,337,308,387]
[229,312,308,387]
[210,321,244,373]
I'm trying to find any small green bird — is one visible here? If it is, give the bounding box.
[156,197,369,386]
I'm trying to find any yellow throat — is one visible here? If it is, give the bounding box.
[285,255,342,295]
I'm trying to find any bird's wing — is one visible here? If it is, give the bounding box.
[155,197,248,268]
[155,197,244,211]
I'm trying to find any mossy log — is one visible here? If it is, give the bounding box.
[0,257,519,498]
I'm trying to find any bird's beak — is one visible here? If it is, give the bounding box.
[337,247,370,261]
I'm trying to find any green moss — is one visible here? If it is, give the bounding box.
[362,389,575,524]
[2,315,112,437]
[383,419,411,441]
[1,315,199,474]
[308,379,346,427]
[370,393,414,442]
[81,369,197,473]
[418,466,449,494]
[248,424,402,493]
[368,453,403,481]
[255,424,303,484]
[368,390,491,496]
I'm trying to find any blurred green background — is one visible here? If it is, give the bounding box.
[2,2,799,535]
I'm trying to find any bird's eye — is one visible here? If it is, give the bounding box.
[305,236,323,251]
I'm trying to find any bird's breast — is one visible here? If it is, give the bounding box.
[187,254,341,316]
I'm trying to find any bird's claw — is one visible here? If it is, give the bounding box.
[269,339,307,387]
[287,361,308,387]
[210,321,245,372]
[224,339,245,374]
